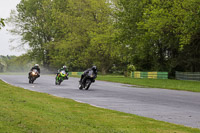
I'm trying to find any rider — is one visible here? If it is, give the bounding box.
[80,66,97,83]
[57,65,69,79]
[29,64,40,78]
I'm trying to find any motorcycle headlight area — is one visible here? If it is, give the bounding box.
[32,72,36,75]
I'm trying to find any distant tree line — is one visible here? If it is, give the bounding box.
[7,0,200,76]
[0,55,31,72]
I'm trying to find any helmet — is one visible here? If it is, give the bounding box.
[92,66,97,71]
[34,64,39,67]
[63,65,67,69]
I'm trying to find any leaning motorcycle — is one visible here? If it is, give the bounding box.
[55,70,68,85]
[29,69,39,84]
[79,70,96,90]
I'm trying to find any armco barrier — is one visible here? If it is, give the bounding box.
[176,71,200,81]
[131,71,168,79]
[68,72,83,76]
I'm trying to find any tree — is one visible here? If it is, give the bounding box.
[0,18,5,29]
[137,0,200,72]
[46,0,118,73]
[115,0,200,74]
[6,54,32,72]
[8,0,54,68]
[8,0,118,73]
[115,0,152,71]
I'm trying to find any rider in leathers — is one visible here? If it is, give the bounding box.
[80,66,97,83]
[57,65,69,79]
[29,64,40,78]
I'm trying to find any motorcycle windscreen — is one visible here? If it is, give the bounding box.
[88,70,94,78]
[60,70,66,76]
[32,69,38,73]
[32,69,38,75]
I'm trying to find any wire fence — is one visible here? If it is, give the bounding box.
[175,71,200,81]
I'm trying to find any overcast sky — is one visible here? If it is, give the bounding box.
[0,0,26,56]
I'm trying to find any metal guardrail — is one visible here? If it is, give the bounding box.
[131,71,168,79]
[176,71,200,81]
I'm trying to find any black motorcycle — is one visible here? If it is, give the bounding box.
[79,70,96,90]
[29,69,39,84]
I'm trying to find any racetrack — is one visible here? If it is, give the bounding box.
[0,74,200,129]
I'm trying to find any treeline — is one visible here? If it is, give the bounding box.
[7,0,200,76]
[0,55,31,72]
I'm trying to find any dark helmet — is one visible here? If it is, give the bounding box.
[92,66,97,71]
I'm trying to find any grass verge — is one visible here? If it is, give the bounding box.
[0,80,199,133]
[94,75,200,92]
[0,72,27,75]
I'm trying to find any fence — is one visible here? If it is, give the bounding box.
[131,71,168,79]
[68,72,83,76]
[176,71,200,81]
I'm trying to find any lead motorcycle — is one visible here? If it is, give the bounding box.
[79,70,96,90]
[55,70,69,85]
[29,69,39,84]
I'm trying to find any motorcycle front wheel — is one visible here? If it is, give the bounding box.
[84,79,91,90]
[55,75,60,85]
[79,82,83,90]
[29,77,34,84]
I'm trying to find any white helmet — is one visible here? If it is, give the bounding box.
[35,64,39,67]
[63,65,67,69]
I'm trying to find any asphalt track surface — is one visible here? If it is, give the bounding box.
[0,74,200,129]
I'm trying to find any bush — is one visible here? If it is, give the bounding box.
[127,65,136,72]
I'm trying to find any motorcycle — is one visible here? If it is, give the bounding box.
[29,69,39,84]
[55,70,68,85]
[79,70,96,90]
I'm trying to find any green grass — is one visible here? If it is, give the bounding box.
[0,80,199,133]
[0,72,27,75]
[95,75,200,92]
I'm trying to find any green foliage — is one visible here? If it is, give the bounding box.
[0,18,5,29]
[8,0,118,73]
[7,0,200,75]
[46,0,118,72]
[6,54,32,72]
[0,54,32,72]
[115,0,200,74]
[8,0,54,68]
[0,54,35,72]
[0,56,7,72]
[127,65,136,72]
